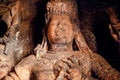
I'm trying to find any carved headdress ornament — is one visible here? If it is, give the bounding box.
[46,0,78,23]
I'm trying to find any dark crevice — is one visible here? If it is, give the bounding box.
[0,19,7,37]
[32,0,48,47]
[77,0,120,71]
[93,10,120,71]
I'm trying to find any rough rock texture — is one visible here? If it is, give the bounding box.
[0,0,120,80]
[0,44,12,79]
[0,0,37,79]
[0,0,37,65]
[10,51,90,80]
[78,0,97,52]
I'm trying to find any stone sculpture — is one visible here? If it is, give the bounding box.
[106,7,120,43]
[0,0,120,80]
[3,0,120,80]
[0,0,37,79]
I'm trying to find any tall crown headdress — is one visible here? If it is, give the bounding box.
[46,0,78,23]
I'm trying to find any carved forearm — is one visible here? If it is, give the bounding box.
[90,53,120,80]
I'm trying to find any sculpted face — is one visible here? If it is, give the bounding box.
[47,15,73,44]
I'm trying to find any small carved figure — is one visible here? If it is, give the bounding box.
[106,7,120,43]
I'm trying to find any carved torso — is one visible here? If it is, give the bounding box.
[20,51,91,80]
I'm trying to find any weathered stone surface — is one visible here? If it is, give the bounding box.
[0,0,37,79]
[10,51,90,80]
[0,0,120,80]
[0,53,13,79]
[0,0,37,63]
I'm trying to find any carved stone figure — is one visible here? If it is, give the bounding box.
[0,0,37,79]
[3,0,120,80]
[0,0,36,64]
[106,7,120,43]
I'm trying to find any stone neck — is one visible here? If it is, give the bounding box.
[49,43,73,51]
